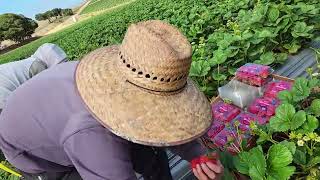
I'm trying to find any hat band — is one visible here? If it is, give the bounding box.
[126,80,187,96]
[119,51,187,83]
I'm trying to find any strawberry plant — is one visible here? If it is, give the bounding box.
[231,77,320,179]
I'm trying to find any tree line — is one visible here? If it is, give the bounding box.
[35,8,74,23]
[0,13,38,44]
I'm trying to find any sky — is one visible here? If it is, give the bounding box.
[0,0,85,19]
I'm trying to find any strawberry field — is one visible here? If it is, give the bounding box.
[0,0,319,179]
[80,0,133,14]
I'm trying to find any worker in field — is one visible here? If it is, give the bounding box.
[0,20,223,180]
[0,43,68,114]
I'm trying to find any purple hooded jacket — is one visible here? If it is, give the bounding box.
[0,61,206,180]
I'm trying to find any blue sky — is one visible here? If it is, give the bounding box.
[0,0,85,19]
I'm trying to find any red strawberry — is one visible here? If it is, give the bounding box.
[191,158,200,169]
[199,155,217,164]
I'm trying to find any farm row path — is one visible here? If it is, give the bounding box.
[45,0,137,35]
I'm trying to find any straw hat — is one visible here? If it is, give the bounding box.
[75,20,212,146]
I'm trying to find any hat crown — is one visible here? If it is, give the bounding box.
[119,20,192,94]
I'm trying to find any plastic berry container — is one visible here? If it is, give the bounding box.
[264,80,293,98]
[207,121,225,139]
[237,63,273,78]
[248,97,280,117]
[211,101,241,123]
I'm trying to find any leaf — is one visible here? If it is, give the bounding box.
[310,99,320,117]
[210,49,228,65]
[297,115,319,133]
[269,104,295,132]
[268,7,280,22]
[228,67,237,75]
[248,146,266,180]
[234,146,266,179]
[307,156,320,168]
[258,29,275,38]
[279,141,296,155]
[255,52,275,65]
[294,148,306,165]
[189,61,210,77]
[212,73,227,81]
[268,144,293,169]
[292,22,314,38]
[291,110,307,130]
[267,166,295,180]
[277,90,293,104]
[275,53,288,64]
[291,78,311,102]
[309,79,319,88]
[234,152,250,175]
[283,41,301,54]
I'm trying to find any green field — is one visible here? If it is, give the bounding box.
[80,0,133,14]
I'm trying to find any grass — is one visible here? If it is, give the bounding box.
[80,0,133,14]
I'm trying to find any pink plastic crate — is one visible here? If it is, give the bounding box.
[248,97,280,117]
[264,81,293,98]
[211,101,241,123]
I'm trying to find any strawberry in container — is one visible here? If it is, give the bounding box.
[211,101,241,123]
[231,112,257,132]
[236,63,273,86]
[248,97,280,117]
[207,120,225,139]
[264,80,293,98]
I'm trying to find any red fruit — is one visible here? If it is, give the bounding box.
[191,158,200,169]
[199,155,217,164]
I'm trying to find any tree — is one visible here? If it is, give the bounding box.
[35,13,45,21]
[0,13,38,43]
[62,9,74,16]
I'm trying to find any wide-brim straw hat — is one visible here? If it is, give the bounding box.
[75,20,212,147]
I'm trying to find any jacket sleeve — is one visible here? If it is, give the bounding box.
[168,139,207,161]
[63,126,137,180]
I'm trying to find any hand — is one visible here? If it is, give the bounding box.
[192,153,224,180]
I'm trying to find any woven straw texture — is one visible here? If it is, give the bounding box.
[75,20,212,146]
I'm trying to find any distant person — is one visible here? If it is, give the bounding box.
[0,20,223,180]
[0,43,68,113]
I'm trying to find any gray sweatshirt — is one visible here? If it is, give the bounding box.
[0,61,206,180]
[0,43,67,109]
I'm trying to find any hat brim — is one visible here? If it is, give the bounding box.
[75,46,212,147]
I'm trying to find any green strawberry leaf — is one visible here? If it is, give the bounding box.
[291,110,307,130]
[267,166,295,180]
[255,51,275,65]
[270,104,295,132]
[268,144,293,169]
[307,156,320,168]
[234,152,250,175]
[228,67,237,75]
[294,148,306,165]
[291,78,311,102]
[279,141,296,155]
[268,7,280,22]
[234,146,266,179]
[210,49,228,65]
[277,90,293,104]
[189,61,210,77]
[212,73,227,81]
[248,146,267,180]
[283,41,301,54]
[310,99,320,117]
[308,78,319,88]
[275,53,288,64]
[296,115,319,133]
